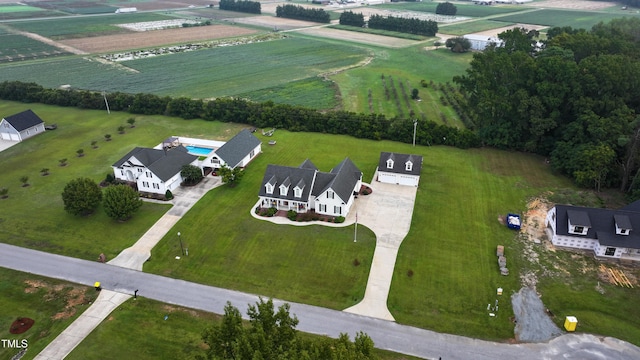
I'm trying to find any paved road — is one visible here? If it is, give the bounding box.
[2,243,640,360]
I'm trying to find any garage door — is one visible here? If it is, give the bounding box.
[398,175,417,186]
[378,172,397,184]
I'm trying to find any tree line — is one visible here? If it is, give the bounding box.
[454,18,640,195]
[339,11,365,27]
[275,4,330,23]
[367,14,438,36]
[218,0,261,14]
[0,80,480,149]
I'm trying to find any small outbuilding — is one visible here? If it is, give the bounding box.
[0,109,45,142]
[376,152,423,187]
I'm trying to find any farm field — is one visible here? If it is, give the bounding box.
[60,25,259,53]
[7,12,175,39]
[238,77,340,109]
[378,2,525,17]
[0,31,69,63]
[439,19,517,36]
[492,8,640,28]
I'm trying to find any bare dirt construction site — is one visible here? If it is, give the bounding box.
[60,25,259,53]
[472,23,548,37]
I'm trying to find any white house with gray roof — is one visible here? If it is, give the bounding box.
[258,158,362,217]
[0,109,45,142]
[204,129,261,171]
[545,202,640,261]
[376,152,423,187]
[112,146,199,195]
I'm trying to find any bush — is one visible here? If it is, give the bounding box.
[335,216,345,223]
[266,207,277,217]
[165,189,173,200]
[287,210,298,221]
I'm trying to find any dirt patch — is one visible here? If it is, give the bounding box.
[24,279,92,320]
[162,304,199,317]
[60,25,259,53]
[230,15,321,31]
[526,0,615,10]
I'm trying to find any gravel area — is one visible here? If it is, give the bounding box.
[512,287,563,342]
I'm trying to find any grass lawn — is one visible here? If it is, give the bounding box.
[0,267,98,360]
[66,295,421,359]
[0,100,246,261]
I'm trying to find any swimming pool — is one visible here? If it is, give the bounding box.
[185,145,213,156]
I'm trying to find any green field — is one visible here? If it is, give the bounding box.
[238,77,340,109]
[492,8,640,29]
[439,19,515,36]
[0,32,69,63]
[331,46,472,125]
[8,13,174,39]
[0,267,97,360]
[379,2,524,17]
[0,4,43,13]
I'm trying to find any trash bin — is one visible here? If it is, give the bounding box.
[497,287,503,296]
[564,316,578,332]
[94,282,101,291]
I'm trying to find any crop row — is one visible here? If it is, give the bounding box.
[0,34,68,63]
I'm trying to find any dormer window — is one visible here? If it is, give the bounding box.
[265,183,273,194]
[294,187,302,198]
[567,210,590,236]
[386,159,394,169]
[405,161,413,172]
[614,214,632,235]
[279,184,289,196]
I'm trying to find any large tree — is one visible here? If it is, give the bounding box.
[102,184,143,221]
[435,1,457,16]
[218,165,244,187]
[200,298,376,360]
[181,164,203,185]
[61,177,102,216]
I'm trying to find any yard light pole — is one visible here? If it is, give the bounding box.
[177,232,185,256]
[412,119,417,147]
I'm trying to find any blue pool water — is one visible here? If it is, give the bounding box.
[185,145,213,156]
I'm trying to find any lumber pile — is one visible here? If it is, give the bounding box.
[599,264,634,288]
[497,245,508,276]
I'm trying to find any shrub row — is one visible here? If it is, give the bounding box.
[275,4,330,23]
[368,14,438,36]
[219,0,261,14]
[0,81,480,149]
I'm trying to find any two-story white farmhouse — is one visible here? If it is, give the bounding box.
[546,202,640,262]
[258,158,362,217]
[112,146,199,195]
[0,109,45,142]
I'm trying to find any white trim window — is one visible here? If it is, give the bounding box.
[327,190,334,199]
[265,183,273,194]
[386,159,394,169]
[405,161,413,172]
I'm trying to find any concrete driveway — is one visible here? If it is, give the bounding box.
[344,173,418,321]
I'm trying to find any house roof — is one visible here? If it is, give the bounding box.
[258,158,362,203]
[3,109,44,131]
[378,152,423,176]
[320,157,362,202]
[258,164,316,201]
[214,129,261,168]
[554,205,640,249]
[113,146,198,182]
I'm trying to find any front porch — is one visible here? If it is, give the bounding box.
[259,198,309,213]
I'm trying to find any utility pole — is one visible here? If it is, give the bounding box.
[103,92,110,114]
[177,232,185,256]
[412,119,417,147]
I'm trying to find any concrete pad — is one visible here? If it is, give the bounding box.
[34,290,131,360]
[344,176,418,320]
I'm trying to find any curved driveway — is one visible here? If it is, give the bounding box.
[2,243,640,360]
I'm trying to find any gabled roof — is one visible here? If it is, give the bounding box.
[554,205,640,249]
[378,152,422,176]
[113,146,197,182]
[299,159,318,170]
[3,109,44,131]
[258,164,316,201]
[320,157,362,202]
[214,129,261,168]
